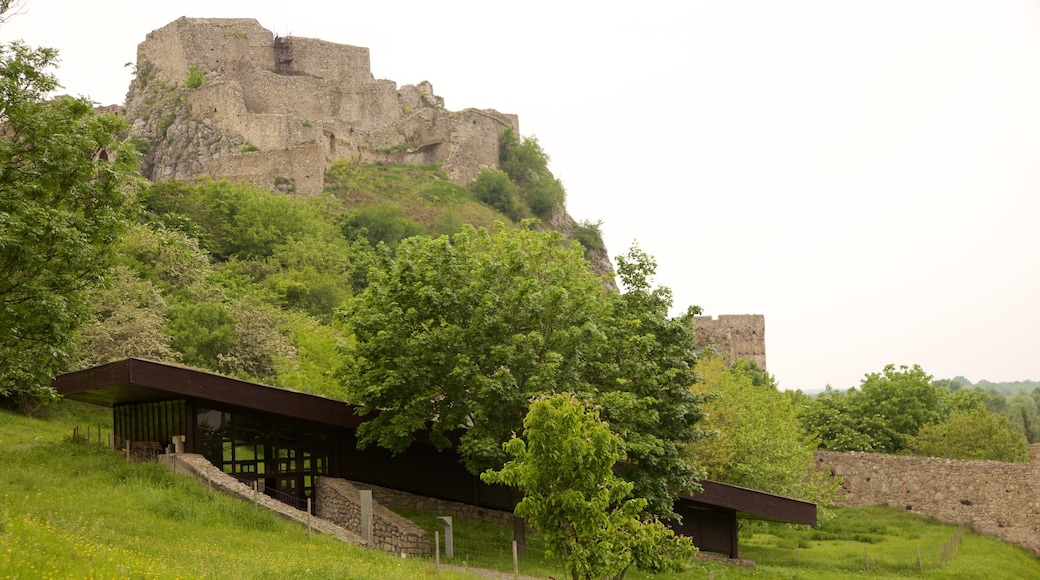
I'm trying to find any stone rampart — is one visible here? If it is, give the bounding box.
[314,477,430,557]
[694,314,766,370]
[815,448,1040,553]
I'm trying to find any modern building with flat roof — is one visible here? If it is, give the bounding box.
[55,358,816,559]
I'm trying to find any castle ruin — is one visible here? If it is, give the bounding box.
[125,18,518,196]
[693,314,767,370]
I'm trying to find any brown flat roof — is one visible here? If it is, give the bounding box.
[54,358,366,430]
[55,358,816,526]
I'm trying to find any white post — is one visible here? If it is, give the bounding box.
[359,490,373,542]
[512,540,519,579]
[435,531,440,568]
[437,516,454,559]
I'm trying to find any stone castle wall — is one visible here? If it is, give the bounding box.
[126,17,518,195]
[694,314,767,370]
[815,447,1040,554]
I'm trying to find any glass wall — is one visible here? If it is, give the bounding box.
[195,405,329,501]
[114,400,187,448]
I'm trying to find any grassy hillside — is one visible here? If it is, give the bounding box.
[2,405,1037,579]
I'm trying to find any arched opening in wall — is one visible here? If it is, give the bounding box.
[326,132,336,156]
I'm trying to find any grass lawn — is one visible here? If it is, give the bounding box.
[2,402,1038,579]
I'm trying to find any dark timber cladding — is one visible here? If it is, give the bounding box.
[54,358,816,559]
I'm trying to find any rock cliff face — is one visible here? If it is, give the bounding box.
[125,17,518,196]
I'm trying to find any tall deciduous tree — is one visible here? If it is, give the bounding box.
[342,223,609,474]
[689,355,839,511]
[481,393,695,580]
[0,34,139,409]
[341,226,707,519]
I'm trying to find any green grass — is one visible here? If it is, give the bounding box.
[2,405,1038,578]
[323,160,507,234]
[392,504,1040,580]
[0,406,481,580]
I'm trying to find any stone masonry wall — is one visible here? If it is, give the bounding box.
[815,447,1040,554]
[694,314,766,370]
[343,480,517,529]
[314,477,430,557]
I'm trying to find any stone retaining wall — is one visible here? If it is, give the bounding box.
[815,449,1040,553]
[314,477,429,557]
[342,479,517,529]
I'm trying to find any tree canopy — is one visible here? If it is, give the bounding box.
[341,225,707,518]
[0,36,139,409]
[689,355,839,510]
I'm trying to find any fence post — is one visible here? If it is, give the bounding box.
[307,498,312,538]
[512,540,519,579]
[918,548,922,570]
[253,480,258,503]
[435,531,440,568]
[125,440,131,461]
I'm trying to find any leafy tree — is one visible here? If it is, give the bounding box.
[499,128,549,185]
[218,298,295,382]
[498,128,566,217]
[468,168,518,218]
[799,386,884,452]
[522,174,565,217]
[166,302,236,370]
[585,246,709,518]
[342,229,708,523]
[341,223,610,475]
[481,393,695,580]
[802,364,949,454]
[908,409,1029,462]
[75,266,177,367]
[274,314,352,400]
[690,355,839,510]
[0,35,139,409]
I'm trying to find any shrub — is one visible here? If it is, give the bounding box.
[185,65,205,89]
[469,168,518,219]
[340,204,427,248]
[524,175,565,217]
[574,219,605,253]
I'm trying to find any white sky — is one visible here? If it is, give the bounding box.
[5,1,1039,391]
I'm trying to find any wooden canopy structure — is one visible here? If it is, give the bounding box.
[54,358,816,558]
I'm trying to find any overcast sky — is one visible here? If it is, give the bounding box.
[5,1,1039,391]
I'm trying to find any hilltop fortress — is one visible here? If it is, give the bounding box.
[125,17,517,196]
[121,18,768,367]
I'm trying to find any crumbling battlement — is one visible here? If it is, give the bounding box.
[694,314,766,370]
[125,17,518,195]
